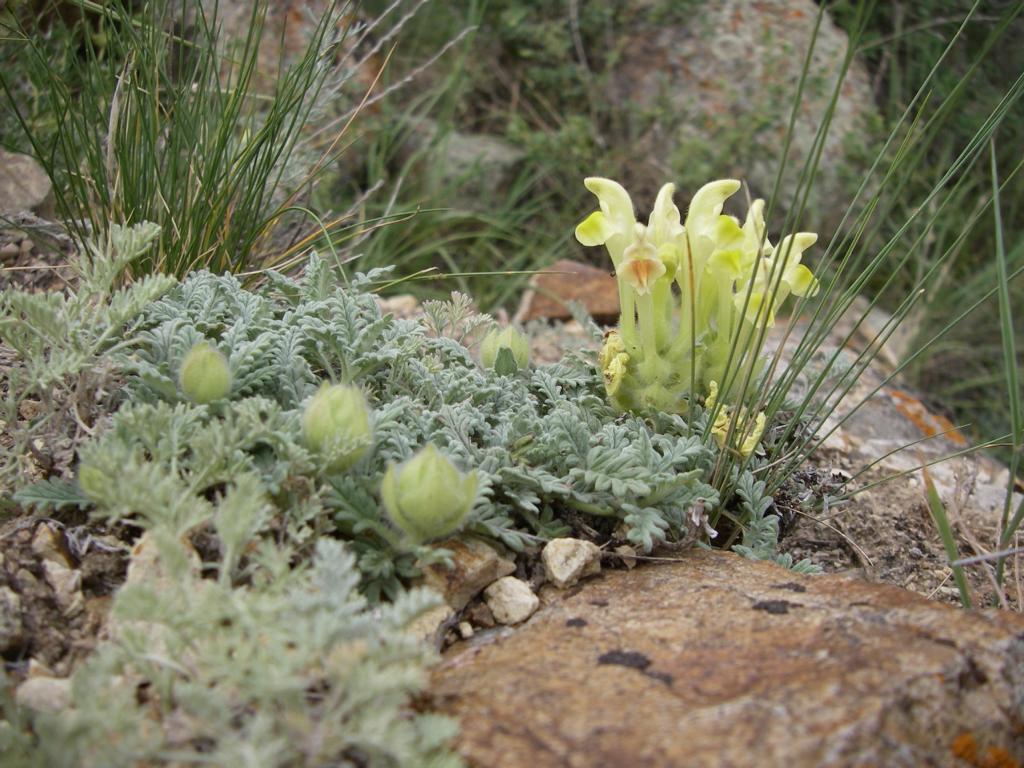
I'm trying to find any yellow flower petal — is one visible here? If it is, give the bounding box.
[583,177,635,231]
[649,182,684,243]
[575,210,618,247]
[598,329,625,370]
[656,242,680,275]
[734,291,776,327]
[739,411,766,457]
[705,380,719,410]
[604,352,630,396]
[785,264,820,297]
[711,407,731,449]
[742,199,771,256]
[685,179,742,237]
[708,248,745,280]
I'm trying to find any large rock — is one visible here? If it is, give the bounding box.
[609,0,877,237]
[0,150,54,217]
[431,550,1024,767]
[514,259,620,324]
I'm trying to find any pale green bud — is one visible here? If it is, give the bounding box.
[480,326,530,374]
[179,342,231,404]
[302,383,374,472]
[380,443,478,544]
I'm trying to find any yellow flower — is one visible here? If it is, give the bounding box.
[576,179,685,285]
[604,352,630,397]
[738,411,766,457]
[708,379,766,459]
[574,177,637,266]
[598,330,626,370]
[705,380,720,410]
[735,232,819,327]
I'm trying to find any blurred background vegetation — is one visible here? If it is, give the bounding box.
[2,0,1022,457]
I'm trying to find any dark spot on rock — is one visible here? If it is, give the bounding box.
[957,657,988,690]
[598,649,650,670]
[566,617,587,628]
[772,582,807,593]
[753,600,798,615]
[848,601,872,607]
[598,649,672,685]
[646,670,674,686]
[589,599,609,607]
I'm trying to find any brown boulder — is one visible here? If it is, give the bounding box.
[431,549,1024,767]
[514,259,619,324]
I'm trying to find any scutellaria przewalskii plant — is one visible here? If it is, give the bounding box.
[2,210,816,764]
[576,177,819,461]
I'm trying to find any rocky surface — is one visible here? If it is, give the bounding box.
[0,519,126,675]
[514,259,620,324]
[608,0,877,237]
[432,550,1024,768]
[0,150,53,218]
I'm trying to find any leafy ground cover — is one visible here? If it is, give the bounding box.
[1,0,1023,764]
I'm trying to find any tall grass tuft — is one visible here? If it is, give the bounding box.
[2,0,358,276]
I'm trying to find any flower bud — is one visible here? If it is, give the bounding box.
[380,443,478,544]
[179,342,231,404]
[480,326,530,374]
[302,383,374,472]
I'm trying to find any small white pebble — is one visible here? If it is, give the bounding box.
[484,577,539,625]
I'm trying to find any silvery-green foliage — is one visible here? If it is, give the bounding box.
[732,472,819,573]
[0,223,175,490]
[94,254,723,579]
[4,537,462,768]
[1,223,170,388]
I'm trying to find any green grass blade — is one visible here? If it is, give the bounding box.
[922,469,972,608]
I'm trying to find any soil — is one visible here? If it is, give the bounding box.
[778,461,1020,610]
[0,516,128,677]
[0,220,77,294]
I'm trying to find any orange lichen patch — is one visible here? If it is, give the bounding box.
[982,747,1021,768]
[953,731,979,762]
[889,388,969,447]
[951,732,1021,768]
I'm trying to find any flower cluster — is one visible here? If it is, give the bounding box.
[576,178,819,454]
